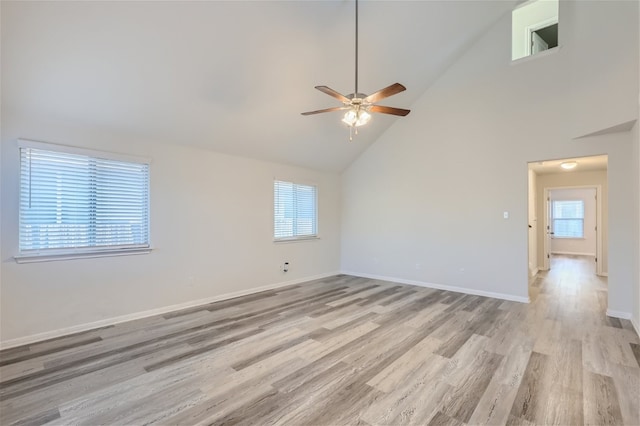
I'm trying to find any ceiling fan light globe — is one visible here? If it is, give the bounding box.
[342,109,371,127]
[355,110,371,127]
[342,109,358,126]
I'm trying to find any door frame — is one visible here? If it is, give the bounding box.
[542,185,603,276]
[525,17,558,56]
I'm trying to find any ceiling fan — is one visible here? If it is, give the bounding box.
[301,0,410,140]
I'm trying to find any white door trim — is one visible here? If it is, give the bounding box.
[525,17,558,56]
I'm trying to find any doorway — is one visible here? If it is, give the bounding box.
[544,186,602,275]
[527,155,608,279]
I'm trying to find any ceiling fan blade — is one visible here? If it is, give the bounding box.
[315,86,350,103]
[370,105,411,116]
[364,83,406,103]
[301,106,349,116]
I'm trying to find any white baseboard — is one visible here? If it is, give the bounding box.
[632,317,640,338]
[341,271,530,304]
[529,268,539,278]
[631,317,640,337]
[606,309,632,320]
[0,271,340,350]
[550,251,595,257]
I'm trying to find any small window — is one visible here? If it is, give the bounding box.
[18,141,150,259]
[552,200,584,238]
[274,180,317,240]
[512,0,559,61]
[531,23,558,54]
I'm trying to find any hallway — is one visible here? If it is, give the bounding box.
[526,254,639,424]
[532,254,599,300]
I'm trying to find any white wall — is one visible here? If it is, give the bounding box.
[549,188,597,256]
[527,169,538,276]
[341,1,638,313]
[634,1,640,334]
[0,114,342,345]
[633,120,640,331]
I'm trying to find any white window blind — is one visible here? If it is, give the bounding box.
[274,180,317,240]
[19,144,150,255]
[552,200,584,238]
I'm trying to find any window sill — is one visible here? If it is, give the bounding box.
[511,46,561,65]
[14,248,152,264]
[273,236,320,244]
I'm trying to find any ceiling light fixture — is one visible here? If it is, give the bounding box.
[341,108,371,127]
[560,161,577,170]
[301,0,410,141]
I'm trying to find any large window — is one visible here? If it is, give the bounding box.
[274,180,317,240]
[552,200,584,238]
[18,140,150,260]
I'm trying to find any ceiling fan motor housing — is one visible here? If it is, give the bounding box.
[346,93,368,101]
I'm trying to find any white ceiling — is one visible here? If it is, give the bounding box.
[529,155,608,175]
[2,1,516,172]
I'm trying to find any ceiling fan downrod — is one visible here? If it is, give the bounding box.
[300,0,411,137]
[355,0,358,96]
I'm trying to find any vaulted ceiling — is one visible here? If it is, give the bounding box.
[2,1,516,172]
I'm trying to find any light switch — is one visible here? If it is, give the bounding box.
[503,211,509,219]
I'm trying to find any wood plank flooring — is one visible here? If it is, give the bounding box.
[1,255,639,425]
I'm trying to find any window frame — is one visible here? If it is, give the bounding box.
[273,179,319,242]
[511,0,560,63]
[526,18,558,56]
[551,199,585,239]
[15,139,152,263]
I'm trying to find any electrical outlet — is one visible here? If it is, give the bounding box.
[282,262,289,273]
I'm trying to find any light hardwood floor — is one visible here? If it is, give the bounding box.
[1,255,639,425]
